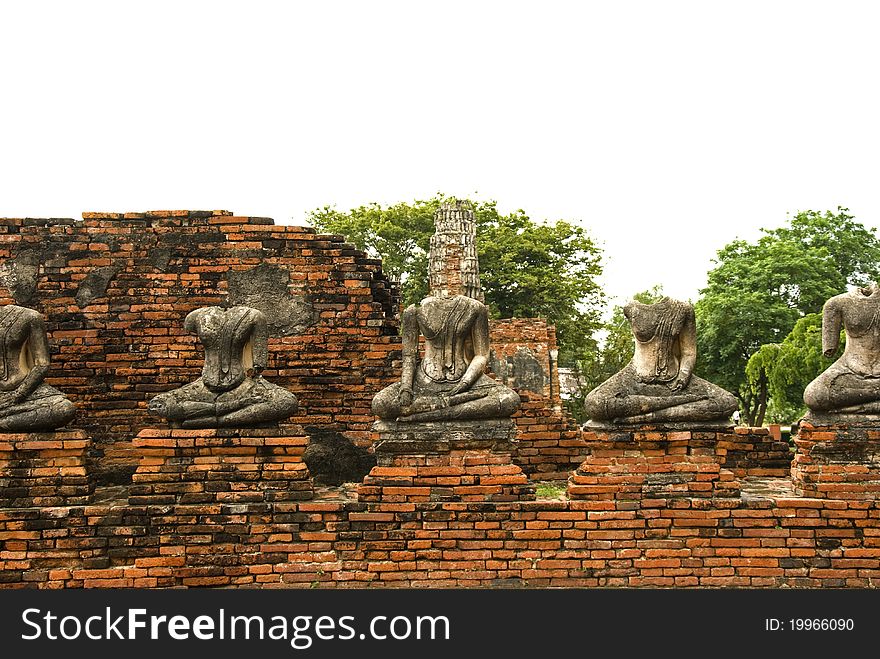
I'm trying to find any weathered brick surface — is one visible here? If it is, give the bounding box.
[719,426,792,478]
[489,318,560,402]
[792,421,880,499]
[358,419,535,503]
[129,427,313,505]
[0,211,400,482]
[0,212,582,484]
[0,422,877,588]
[489,319,588,480]
[0,431,93,507]
[568,428,742,501]
[359,452,535,503]
[0,492,878,589]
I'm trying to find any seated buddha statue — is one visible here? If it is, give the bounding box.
[803,284,880,419]
[0,305,76,431]
[372,201,519,422]
[148,305,298,428]
[584,297,737,425]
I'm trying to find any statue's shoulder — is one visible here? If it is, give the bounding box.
[623,299,656,318]
[824,290,855,309]
[451,294,485,311]
[183,306,213,329]
[452,295,487,319]
[3,305,42,322]
[417,294,484,311]
[185,306,210,318]
[230,305,265,320]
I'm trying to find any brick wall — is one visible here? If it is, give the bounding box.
[0,212,582,484]
[722,426,792,478]
[1,492,877,588]
[0,431,92,507]
[792,421,880,499]
[2,424,837,591]
[0,211,400,483]
[488,318,588,480]
[128,427,313,505]
[488,318,561,403]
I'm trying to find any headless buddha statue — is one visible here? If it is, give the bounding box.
[584,297,737,425]
[372,201,519,422]
[804,284,880,419]
[148,305,298,428]
[0,305,75,431]
[372,295,520,422]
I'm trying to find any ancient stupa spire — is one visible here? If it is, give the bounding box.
[427,200,484,301]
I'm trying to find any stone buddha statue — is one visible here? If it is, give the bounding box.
[0,305,76,431]
[584,297,737,425]
[803,284,880,419]
[148,305,298,428]
[372,202,520,422]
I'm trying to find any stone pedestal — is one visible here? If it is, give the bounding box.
[0,430,92,507]
[129,426,313,505]
[718,426,792,478]
[358,419,535,503]
[791,420,880,499]
[567,426,740,501]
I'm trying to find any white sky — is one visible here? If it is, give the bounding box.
[2,1,879,306]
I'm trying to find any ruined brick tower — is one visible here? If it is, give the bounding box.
[428,200,484,301]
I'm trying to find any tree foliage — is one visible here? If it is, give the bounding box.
[308,194,605,365]
[309,198,436,304]
[745,313,842,423]
[697,208,880,425]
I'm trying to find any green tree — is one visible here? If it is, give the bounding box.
[745,313,842,423]
[697,208,880,425]
[308,194,605,365]
[308,198,436,304]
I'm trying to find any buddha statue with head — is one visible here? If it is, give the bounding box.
[372,201,520,423]
[148,305,298,428]
[584,296,737,425]
[803,283,880,420]
[0,304,76,431]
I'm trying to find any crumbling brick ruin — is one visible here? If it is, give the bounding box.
[1,211,878,589]
[0,211,576,486]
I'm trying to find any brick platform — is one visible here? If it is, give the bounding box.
[719,426,792,478]
[129,426,313,505]
[358,419,536,502]
[792,420,880,499]
[0,431,92,507]
[568,426,741,501]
